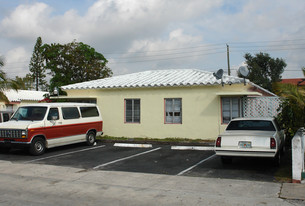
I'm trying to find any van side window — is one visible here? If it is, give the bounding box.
[80,107,99,118]
[62,107,80,119]
[47,108,59,120]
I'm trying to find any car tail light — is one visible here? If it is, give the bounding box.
[216,137,221,147]
[270,137,276,149]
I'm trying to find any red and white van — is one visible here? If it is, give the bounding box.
[0,103,103,155]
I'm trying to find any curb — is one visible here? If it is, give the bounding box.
[112,143,215,151]
[114,143,152,148]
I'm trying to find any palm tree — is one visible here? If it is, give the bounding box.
[274,68,305,138]
[0,57,9,102]
[0,57,19,102]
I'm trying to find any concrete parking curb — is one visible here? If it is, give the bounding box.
[113,143,215,151]
[171,145,214,151]
[114,143,153,148]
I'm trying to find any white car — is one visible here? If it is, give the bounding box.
[215,117,285,165]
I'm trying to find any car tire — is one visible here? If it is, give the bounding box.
[29,137,46,156]
[280,145,286,155]
[86,131,96,146]
[273,152,281,167]
[221,156,232,164]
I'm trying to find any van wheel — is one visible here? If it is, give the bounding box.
[0,147,11,153]
[29,137,46,156]
[86,131,96,146]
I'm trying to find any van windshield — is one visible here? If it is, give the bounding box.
[11,106,48,121]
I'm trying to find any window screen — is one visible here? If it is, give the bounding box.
[62,107,80,119]
[165,98,182,124]
[125,99,140,123]
[222,97,241,124]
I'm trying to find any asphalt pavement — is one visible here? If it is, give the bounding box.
[0,160,304,206]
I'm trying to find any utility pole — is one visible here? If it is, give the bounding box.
[226,44,231,76]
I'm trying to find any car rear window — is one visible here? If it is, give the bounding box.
[226,120,276,131]
[80,107,99,118]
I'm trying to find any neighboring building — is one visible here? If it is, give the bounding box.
[0,89,49,111]
[61,69,277,140]
[280,78,305,89]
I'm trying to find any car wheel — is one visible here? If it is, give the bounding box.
[86,131,96,146]
[273,152,281,167]
[29,137,46,156]
[280,145,286,155]
[221,156,232,164]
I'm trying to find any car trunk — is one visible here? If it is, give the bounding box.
[220,130,276,150]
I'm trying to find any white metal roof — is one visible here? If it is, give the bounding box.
[18,102,97,107]
[3,89,49,102]
[61,69,247,90]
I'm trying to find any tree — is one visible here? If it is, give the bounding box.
[29,37,47,91]
[0,56,18,102]
[243,52,286,92]
[274,68,305,139]
[0,56,8,101]
[12,74,35,90]
[42,41,112,94]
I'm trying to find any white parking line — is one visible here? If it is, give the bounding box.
[176,154,216,176]
[24,145,106,163]
[171,146,214,151]
[93,147,161,169]
[114,143,152,148]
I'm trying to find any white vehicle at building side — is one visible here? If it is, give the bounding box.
[215,117,285,165]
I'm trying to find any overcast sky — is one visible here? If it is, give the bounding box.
[0,0,305,80]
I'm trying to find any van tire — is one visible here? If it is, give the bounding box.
[29,137,46,156]
[0,147,11,153]
[86,131,96,146]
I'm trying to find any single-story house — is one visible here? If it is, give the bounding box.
[61,69,277,140]
[0,89,49,111]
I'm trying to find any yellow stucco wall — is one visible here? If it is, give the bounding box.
[65,83,253,140]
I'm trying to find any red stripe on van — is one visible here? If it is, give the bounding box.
[28,121,103,141]
[0,121,103,143]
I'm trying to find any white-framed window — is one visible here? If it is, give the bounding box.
[221,97,241,124]
[125,99,140,123]
[165,98,182,124]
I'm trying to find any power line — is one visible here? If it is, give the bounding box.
[107,46,225,60]
[103,38,305,54]
[2,38,305,66]
[103,43,225,55]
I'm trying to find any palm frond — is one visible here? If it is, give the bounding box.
[274,83,305,107]
[0,91,9,102]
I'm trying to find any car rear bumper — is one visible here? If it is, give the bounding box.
[215,148,277,158]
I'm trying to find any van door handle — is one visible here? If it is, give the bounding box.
[58,122,62,124]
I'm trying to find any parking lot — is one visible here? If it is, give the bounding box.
[0,141,289,182]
